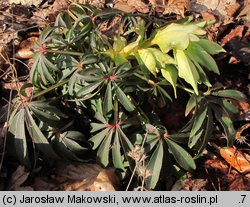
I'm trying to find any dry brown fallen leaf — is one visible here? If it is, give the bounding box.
[64,169,119,191]
[59,163,120,191]
[1,81,25,93]
[114,1,136,13]
[127,0,149,13]
[33,163,120,191]
[98,15,123,37]
[31,0,69,25]
[221,25,244,46]
[221,25,250,66]
[219,146,250,178]
[224,2,240,20]
[9,0,43,7]
[237,0,250,26]
[114,0,149,13]
[164,0,191,17]
[200,11,217,21]
[191,0,240,24]
[149,0,190,17]
[203,155,249,190]
[15,36,38,59]
[69,0,105,8]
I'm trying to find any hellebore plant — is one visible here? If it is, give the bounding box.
[7,3,246,189]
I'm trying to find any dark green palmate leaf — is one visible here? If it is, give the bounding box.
[97,129,114,166]
[55,12,72,29]
[168,133,189,145]
[112,130,125,170]
[51,131,89,161]
[212,89,247,102]
[208,96,239,117]
[8,109,30,167]
[30,53,60,88]
[206,86,245,146]
[117,126,134,166]
[29,101,67,117]
[89,127,110,149]
[113,83,135,112]
[219,99,239,115]
[76,81,104,97]
[95,7,123,18]
[195,106,213,158]
[68,3,91,18]
[90,119,133,169]
[29,101,67,127]
[189,100,208,148]
[25,108,59,159]
[91,122,106,133]
[144,124,161,151]
[143,124,194,188]
[61,131,89,153]
[51,136,82,161]
[211,105,235,146]
[38,26,54,44]
[146,139,164,189]
[167,139,196,171]
[8,100,21,124]
[103,81,113,116]
[185,94,203,116]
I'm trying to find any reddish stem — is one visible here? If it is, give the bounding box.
[106,120,121,129]
[104,75,118,81]
[40,44,47,53]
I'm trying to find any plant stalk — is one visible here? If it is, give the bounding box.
[32,79,69,99]
[176,84,194,94]
[114,99,119,125]
[134,73,157,87]
[45,49,85,56]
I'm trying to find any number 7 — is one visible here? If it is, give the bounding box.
[241,195,246,203]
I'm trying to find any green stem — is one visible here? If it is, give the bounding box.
[176,84,194,94]
[45,49,84,56]
[114,99,119,125]
[134,73,156,87]
[32,79,69,99]
[109,61,114,73]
